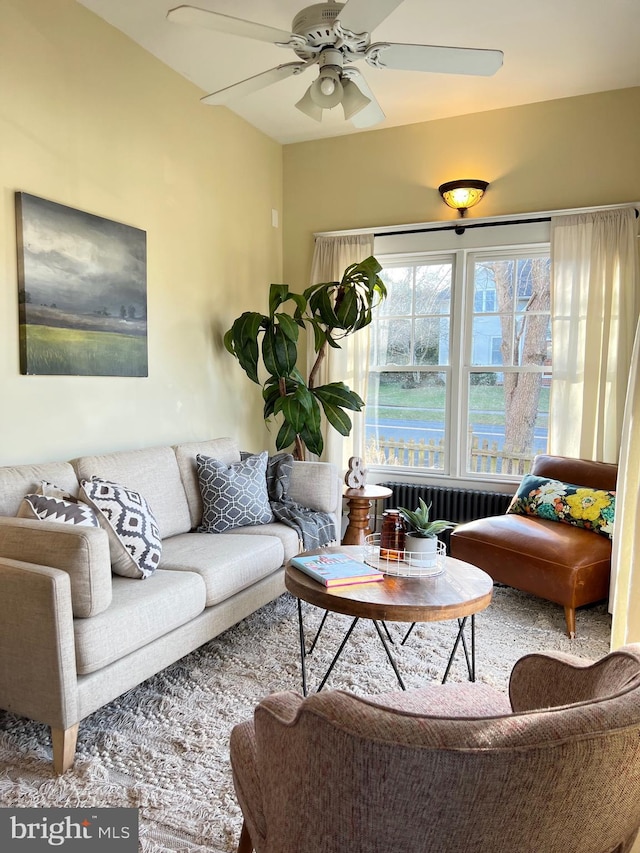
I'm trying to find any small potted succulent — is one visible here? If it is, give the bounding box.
[398,498,457,567]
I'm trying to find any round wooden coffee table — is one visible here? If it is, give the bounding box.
[285,545,493,695]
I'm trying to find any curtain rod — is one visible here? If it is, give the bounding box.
[374,209,639,239]
[375,215,550,238]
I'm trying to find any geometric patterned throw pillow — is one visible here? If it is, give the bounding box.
[79,477,162,579]
[17,482,100,528]
[507,473,615,539]
[196,451,273,533]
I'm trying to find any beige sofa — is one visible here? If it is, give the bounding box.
[0,437,340,774]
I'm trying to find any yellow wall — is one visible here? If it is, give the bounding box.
[0,0,282,465]
[282,87,640,288]
[2,1,638,469]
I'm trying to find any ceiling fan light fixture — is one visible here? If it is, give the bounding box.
[341,79,371,120]
[438,179,489,217]
[310,67,344,108]
[295,86,323,121]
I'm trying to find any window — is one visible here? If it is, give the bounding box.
[365,231,551,482]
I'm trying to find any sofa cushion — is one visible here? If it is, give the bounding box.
[0,462,80,517]
[231,522,301,564]
[79,477,162,579]
[160,532,284,607]
[72,445,192,539]
[508,473,615,539]
[74,569,206,675]
[174,438,241,530]
[197,452,273,533]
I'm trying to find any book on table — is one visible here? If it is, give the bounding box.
[290,552,384,587]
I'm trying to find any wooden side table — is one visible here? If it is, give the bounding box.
[342,484,393,546]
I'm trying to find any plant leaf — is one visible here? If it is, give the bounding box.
[335,286,359,330]
[313,390,353,436]
[275,418,298,452]
[313,382,364,412]
[262,380,281,418]
[269,283,290,316]
[262,324,297,378]
[275,311,299,343]
[278,395,306,433]
[225,312,265,384]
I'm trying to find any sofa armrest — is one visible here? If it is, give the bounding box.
[0,516,112,618]
[0,558,79,730]
[288,461,340,515]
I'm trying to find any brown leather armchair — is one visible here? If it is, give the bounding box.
[450,454,617,637]
[230,645,640,853]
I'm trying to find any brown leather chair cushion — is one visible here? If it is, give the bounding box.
[451,514,611,608]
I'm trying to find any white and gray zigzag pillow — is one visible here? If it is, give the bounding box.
[79,477,162,579]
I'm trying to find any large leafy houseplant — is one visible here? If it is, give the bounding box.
[224,256,386,460]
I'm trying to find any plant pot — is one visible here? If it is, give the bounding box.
[405,533,438,567]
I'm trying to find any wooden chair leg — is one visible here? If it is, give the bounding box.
[237,821,253,853]
[51,724,79,775]
[564,606,576,639]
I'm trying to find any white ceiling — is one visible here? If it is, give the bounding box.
[77,0,640,145]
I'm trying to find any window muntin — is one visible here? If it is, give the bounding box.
[365,246,551,481]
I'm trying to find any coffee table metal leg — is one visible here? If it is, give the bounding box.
[308,609,330,655]
[296,597,308,697]
[401,622,416,646]
[317,617,360,692]
[381,620,395,644]
[471,613,476,681]
[372,621,406,690]
[442,615,477,683]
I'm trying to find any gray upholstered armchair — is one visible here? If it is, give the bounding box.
[230,645,640,853]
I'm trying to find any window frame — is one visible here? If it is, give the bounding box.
[367,233,551,487]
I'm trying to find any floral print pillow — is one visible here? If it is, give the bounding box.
[507,474,615,539]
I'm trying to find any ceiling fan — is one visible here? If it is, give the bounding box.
[166,0,503,128]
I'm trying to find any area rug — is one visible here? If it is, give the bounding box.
[0,587,611,852]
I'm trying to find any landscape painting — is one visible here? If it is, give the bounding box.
[15,192,148,376]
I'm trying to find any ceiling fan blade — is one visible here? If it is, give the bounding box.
[367,42,504,76]
[167,5,294,45]
[337,0,405,35]
[201,63,308,105]
[342,69,385,128]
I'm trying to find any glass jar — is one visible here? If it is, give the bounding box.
[380,509,406,561]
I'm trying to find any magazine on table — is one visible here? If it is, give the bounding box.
[290,552,385,587]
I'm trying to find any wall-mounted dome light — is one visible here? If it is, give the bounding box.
[438,179,489,217]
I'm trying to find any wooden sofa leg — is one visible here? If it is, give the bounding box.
[51,724,79,775]
[564,606,577,639]
[237,821,253,853]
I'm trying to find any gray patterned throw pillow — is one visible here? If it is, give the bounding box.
[197,451,273,533]
[79,477,162,579]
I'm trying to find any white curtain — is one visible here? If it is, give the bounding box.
[309,233,375,472]
[611,317,640,647]
[549,207,639,462]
